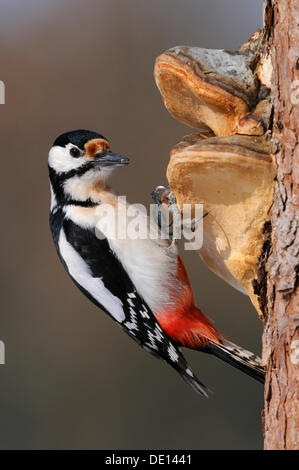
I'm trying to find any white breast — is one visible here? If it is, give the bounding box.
[64,197,179,315]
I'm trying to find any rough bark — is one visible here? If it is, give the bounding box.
[262,0,299,450]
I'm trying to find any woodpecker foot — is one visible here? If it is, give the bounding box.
[182,211,209,233]
[151,186,179,237]
[151,186,176,207]
[151,186,208,239]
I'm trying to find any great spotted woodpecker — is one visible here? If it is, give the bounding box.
[49,129,264,397]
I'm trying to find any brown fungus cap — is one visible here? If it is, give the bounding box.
[154,45,262,136]
[167,134,276,314]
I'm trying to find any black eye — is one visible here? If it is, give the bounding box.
[70,147,81,158]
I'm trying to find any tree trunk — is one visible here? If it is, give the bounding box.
[262,0,299,450]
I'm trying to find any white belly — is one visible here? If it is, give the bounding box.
[65,198,179,314]
[108,236,177,313]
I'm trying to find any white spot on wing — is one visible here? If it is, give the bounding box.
[145,338,158,351]
[168,344,179,362]
[58,229,125,322]
[124,307,138,331]
[154,325,164,341]
[140,309,150,319]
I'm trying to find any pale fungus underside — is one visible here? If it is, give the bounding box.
[154,32,276,315]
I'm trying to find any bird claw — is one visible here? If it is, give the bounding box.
[182,212,209,232]
[151,186,208,237]
[151,186,179,238]
[151,186,176,207]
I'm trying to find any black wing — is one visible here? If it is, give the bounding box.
[57,217,209,396]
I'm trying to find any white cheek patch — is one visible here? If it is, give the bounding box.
[59,229,125,323]
[63,169,100,201]
[48,146,86,173]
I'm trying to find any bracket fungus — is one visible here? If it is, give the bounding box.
[154,33,276,315]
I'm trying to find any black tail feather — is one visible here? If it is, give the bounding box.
[207,339,265,384]
[178,367,211,397]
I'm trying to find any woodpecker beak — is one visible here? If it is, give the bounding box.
[93,151,130,167]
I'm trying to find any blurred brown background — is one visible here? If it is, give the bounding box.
[0,0,264,450]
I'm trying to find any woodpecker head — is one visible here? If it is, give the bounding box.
[48,129,130,205]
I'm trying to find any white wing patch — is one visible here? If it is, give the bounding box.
[58,229,125,322]
[49,183,57,211]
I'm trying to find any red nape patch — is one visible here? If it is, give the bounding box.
[85,138,111,158]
